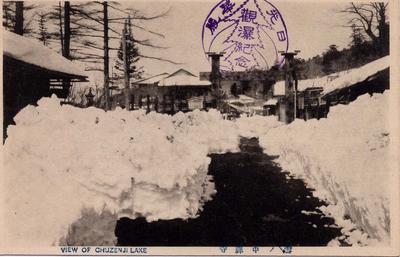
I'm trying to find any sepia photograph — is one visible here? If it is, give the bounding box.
[1,0,399,255]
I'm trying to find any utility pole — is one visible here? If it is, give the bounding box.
[62,2,72,101]
[103,1,110,111]
[279,50,300,123]
[122,20,130,110]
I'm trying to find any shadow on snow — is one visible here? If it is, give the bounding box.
[115,138,342,246]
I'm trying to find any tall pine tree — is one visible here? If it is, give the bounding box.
[114,16,143,83]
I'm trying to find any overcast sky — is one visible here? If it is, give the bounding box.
[28,0,354,80]
[125,0,353,77]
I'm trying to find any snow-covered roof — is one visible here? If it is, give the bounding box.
[135,73,170,84]
[228,102,262,114]
[323,55,389,95]
[273,55,389,96]
[228,103,248,113]
[273,76,334,96]
[158,69,211,87]
[227,94,256,104]
[264,98,278,105]
[3,30,87,78]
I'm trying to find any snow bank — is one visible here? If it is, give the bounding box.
[1,96,239,247]
[259,91,392,245]
[1,90,391,247]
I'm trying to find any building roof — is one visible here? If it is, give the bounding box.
[264,98,278,105]
[3,30,87,79]
[135,73,170,84]
[273,55,389,97]
[227,94,256,105]
[273,76,332,95]
[158,69,211,87]
[323,55,389,95]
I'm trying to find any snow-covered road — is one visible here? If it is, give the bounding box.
[114,138,343,246]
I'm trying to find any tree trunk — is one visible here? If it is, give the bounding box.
[14,1,24,35]
[378,7,389,55]
[58,2,64,54]
[103,1,110,111]
[122,24,130,110]
[63,2,70,59]
[62,2,71,97]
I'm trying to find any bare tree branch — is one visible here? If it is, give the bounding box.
[132,23,165,38]
[70,8,103,25]
[133,38,168,49]
[139,54,184,65]
[108,4,131,16]
[109,7,170,21]
[74,33,120,39]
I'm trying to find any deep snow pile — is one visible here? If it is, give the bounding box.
[1,91,392,247]
[259,91,392,245]
[1,96,239,247]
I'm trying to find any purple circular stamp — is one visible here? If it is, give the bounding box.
[202,0,289,72]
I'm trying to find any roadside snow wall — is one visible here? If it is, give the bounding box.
[1,92,391,247]
[1,96,240,247]
[259,91,392,245]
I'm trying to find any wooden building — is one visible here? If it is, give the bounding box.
[157,69,211,113]
[263,98,278,116]
[296,87,327,120]
[3,30,88,138]
[117,69,211,113]
[322,67,389,107]
[272,55,389,121]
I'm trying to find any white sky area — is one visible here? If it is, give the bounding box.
[27,0,354,82]
[128,0,353,76]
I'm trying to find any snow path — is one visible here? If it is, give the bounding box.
[115,138,343,246]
